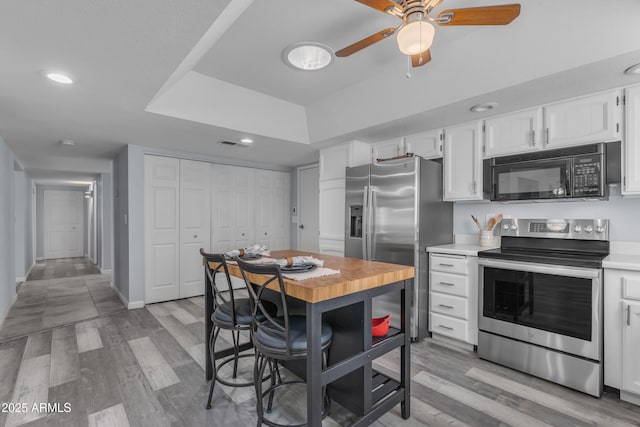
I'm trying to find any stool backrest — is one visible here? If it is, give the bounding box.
[236,259,293,355]
[200,249,238,324]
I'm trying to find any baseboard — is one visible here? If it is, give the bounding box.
[16,276,26,283]
[0,293,18,332]
[98,267,112,274]
[110,282,144,310]
[36,257,44,262]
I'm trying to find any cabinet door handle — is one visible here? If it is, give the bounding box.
[438,325,454,331]
[439,263,454,267]
[627,304,631,326]
[531,130,536,146]
[438,304,454,309]
[439,282,455,286]
[545,128,549,145]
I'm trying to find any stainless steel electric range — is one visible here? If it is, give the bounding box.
[477,218,609,397]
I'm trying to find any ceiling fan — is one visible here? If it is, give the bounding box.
[336,0,521,67]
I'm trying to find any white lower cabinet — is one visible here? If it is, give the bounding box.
[429,252,478,347]
[604,268,640,403]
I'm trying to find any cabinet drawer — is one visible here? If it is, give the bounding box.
[622,272,640,301]
[430,292,468,319]
[431,313,468,342]
[430,254,468,275]
[430,271,468,297]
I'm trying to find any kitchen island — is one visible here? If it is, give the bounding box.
[205,250,414,426]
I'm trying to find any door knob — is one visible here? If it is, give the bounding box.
[264,232,267,235]
[193,234,198,238]
[299,224,304,229]
[242,233,245,236]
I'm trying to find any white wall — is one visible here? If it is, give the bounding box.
[0,136,16,322]
[96,173,113,272]
[113,148,130,301]
[454,185,640,241]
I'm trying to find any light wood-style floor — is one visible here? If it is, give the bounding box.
[1,283,640,426]
[1,260,125,341]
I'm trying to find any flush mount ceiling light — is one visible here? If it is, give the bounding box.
[470,102,498,112]
[282,42,334,71]
[44,72,74,84]
[59,139,76,146]
[240,138,254,144]
[624,63,640,75]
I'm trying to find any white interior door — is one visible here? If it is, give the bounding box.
[211,164,255,290]
[145,155,180,303]
[44,190,84,259]
[179,159,210,298]
[297,165,319,252]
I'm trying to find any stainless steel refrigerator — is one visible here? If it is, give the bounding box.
[345,156,453,340]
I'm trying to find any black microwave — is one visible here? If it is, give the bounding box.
[490,143,620,201]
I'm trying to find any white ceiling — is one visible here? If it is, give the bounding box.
[2,0,640,183]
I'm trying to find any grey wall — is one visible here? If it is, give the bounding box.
[0,136,16,321]
[454,185,640,241]
[113,147,130,301]
[13,167,34,280]
[35,184,90,259]
[96,173,113,271]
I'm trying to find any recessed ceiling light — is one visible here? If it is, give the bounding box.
[282,42,334,71]
[240,138,254,144]
[59,139,76,146]
[470,102,498,112]
[45,72,74,84]
[624,63,640,75]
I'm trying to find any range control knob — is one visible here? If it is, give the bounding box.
[584,225,594,233]
[510,224,518,231]
[503,224,510,231]
[573,225,582,233]
[595,226,605,233]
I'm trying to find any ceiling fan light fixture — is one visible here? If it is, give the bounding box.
[396,20,435,55]
[282,42,334,71]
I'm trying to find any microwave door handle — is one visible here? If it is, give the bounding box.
[567,166,572,196]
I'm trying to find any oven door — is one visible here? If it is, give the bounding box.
[478,258,602,361]
[491,158,572,201]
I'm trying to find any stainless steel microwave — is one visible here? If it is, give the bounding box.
[490,142,620,202]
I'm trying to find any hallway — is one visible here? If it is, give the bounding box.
[0,259,125,341]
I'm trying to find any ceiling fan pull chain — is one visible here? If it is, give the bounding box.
[406,56,412,78]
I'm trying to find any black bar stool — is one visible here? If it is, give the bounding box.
[236,259,333,427]
[201,249,277,410]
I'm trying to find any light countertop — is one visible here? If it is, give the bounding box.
[603,242,640,271]
[427,234,500,256]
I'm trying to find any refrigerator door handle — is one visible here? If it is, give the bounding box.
[369,186,375,261]
[362,185,369,260]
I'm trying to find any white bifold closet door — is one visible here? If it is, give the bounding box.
[144,155,210,303]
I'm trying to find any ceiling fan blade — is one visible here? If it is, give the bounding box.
[436,4,521,26]
[335,27,396,57]
[355,0,397,14]
[411,50,432,67]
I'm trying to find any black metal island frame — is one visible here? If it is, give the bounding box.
[205,250,414,426]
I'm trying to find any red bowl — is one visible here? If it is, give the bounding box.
[372,315,391,337]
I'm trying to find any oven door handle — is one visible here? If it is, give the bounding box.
[478,258,600,279]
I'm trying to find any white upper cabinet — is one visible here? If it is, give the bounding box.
[443,121,484,201]
[624,85,640,194]
[405,129,443,159]
[372,137,405,162]
[484,108,543,157]
[319,140,370,181]
[543,90,622,149]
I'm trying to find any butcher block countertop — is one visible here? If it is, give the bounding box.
[210,250,415,303]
